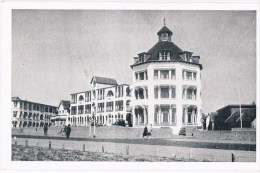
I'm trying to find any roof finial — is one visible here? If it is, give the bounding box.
[163,18,166,26]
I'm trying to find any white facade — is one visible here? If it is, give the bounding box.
[132,62,202,132]
[11,97,57,128]
[69,77,132,127]
[130,24,203,134]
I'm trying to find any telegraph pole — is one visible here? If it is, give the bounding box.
[237,78,243,128]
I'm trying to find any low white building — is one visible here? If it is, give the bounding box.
[130,24,203,133]
[69,76,132,127]
[11,97,57,128]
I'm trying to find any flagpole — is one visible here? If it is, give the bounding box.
[237,78,242,128]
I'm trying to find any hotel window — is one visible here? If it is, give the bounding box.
[78,106,84,114]
[85,104,91,114]
[145,71,148,80]
[187,89,193,99]
[161,106,169,123]
[159,51,170,61]
[24,103,27,110]
[79,95,84,101]
[160,70,169,79]
[193,72,197,80]
[154,87,158,99]
[115,100,123,111]
[154,70,158,80]
[13,111,17,117]
[72,94,77,103]
[71,106,77,115]
[107,90,114,97]
[186,71,192,80]
[135,73,138,81]
[136,71,148,81]
[154,107,158,123]
[97,103,104,112]
[171,70,176,79]
[139,72,144,80]
[106,102,113,112]
[13,101,17,107]
[172,107,176,124]
[139,56,145,63]
[161,86,169,98]
[171,86,176,98]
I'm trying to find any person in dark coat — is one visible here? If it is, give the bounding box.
[143,125,148,139]
[66,124,71,138]
[43,124,48,135]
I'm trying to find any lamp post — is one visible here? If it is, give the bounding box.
[92,103,96,138]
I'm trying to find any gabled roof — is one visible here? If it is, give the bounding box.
[157,26,173,35]
[146,41,183,61]
[12,96,21,101]
[90,76,118,85]
[58,100,70,110]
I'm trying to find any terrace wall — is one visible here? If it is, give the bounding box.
[189,129,256,141]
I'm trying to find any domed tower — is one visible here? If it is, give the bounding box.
[130,21,202,134]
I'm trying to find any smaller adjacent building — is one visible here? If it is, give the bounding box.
[51,100,70,127]
[12,97,58,128]
[208,104,256,130]
[69,76,132,127]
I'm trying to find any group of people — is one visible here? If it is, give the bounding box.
[59,124,72,138]
[43,124,71,138]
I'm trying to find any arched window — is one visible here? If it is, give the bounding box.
[107,90,114,97]
[79,95,84,101]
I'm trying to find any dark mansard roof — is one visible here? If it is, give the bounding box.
[147,41,183,61]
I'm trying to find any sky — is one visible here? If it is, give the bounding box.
[12,10,256,114]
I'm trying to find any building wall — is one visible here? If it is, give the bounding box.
[132,62,202,133]
[11,99,57,128]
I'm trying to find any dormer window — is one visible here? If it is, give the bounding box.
[138,56,145,63]
[159,51,170,61]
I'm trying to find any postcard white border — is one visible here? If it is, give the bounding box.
[0,0,259,172]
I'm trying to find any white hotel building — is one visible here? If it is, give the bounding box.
[130,24,202,133]
[69,76,132,127]
[11,97,57,128]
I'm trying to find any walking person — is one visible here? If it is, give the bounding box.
[143,125,148,140]
[66,124,71,138]
[43,124,48,135]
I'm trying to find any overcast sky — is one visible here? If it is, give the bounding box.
[12,10,256,114]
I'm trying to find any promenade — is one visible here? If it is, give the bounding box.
[12,127,256,162]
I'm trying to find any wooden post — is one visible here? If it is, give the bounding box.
[62,143,65,150]
[231,153,235,162]
[189,148,192,161]
[48,141,51,149]
[102,144,104,153]
[14,137,17,146]
[83,144,85,152]
[126,146,129,156]
[25,139,28,147]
